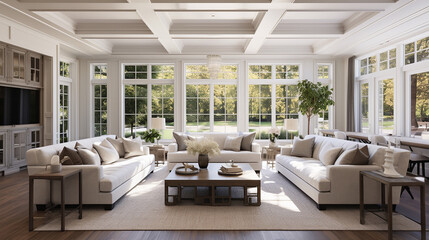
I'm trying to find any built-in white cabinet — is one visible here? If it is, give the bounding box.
[28,53,42,87]
[0,127,42,176]
[11,47,26,84]
[0,44,5,82]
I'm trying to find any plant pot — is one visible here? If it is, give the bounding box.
[198,154,209,169]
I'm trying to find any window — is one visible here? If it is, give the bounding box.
[360,83,369,133]
[360,56,377,76]
[152,84,174,139]
[124,85,147,138]
[318,65,330,79]
[377,79,394,134]
[185,64,238,132]
[94,85,107,136]
[248,64,300,139]
[93,64,107,80]
[379,49,396,71]
[151,65,174,79]
[58,84,70,143]
[124,65,147,79]
[316,64,332,130]
[410,71,429,137]
[405,36,429,65]
[59,61,70,78]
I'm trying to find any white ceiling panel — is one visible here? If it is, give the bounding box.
[61,11,141,24]
[166,11,259,20]
[282,11,356,24]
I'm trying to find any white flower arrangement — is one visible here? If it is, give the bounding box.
[185,138,221,157]
[269,126,280,143]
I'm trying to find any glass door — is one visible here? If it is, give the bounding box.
[12,130,27,165]
[0,132,6,169]
[376,78,394,135]
[59,83,70,143]
[410,71,429,138]
[360,82,370,133]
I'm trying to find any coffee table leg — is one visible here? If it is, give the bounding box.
[359,173,365,224]
[257,183,261,206]
[387,184,392,240]
[244,186,248,205]
[61,179,65,231]
[79,172,82,219]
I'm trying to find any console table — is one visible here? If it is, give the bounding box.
[359,171,426,240]
[29,169,82,231]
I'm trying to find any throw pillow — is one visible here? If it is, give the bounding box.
[318,143,342,166]
[223,136,243,152]
[123,137,145,158]
[59,147,83,165]
[107,137,126,158]
[93,139,120,165]
[335,145,370,165]
[77,148,101,165]
[290,137,315,158]
[240,132,256,151]
[173,132,189,151]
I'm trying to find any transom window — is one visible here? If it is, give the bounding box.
[93,64,107,80]
[318,65,330,79]
[152,65,174,79]
[59,61,70,78]
[124,65,148,79]
[405,36,429,65]
[360,56,377,76]
[379,49,396,71]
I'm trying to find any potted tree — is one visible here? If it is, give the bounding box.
[296,80,335,135]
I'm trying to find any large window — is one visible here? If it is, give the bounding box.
[377,79,394,134]
[58,84,70,143]
[360,82,369,133]
[317,64,333,130]
[124,84,147,137]
[92,64,108,137]
[410,71,429,137]
[185,64,238,132]
[122,64,174,138]
[405,36,429,65]
[248,64,300,139]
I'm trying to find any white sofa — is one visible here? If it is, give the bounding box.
[276,135,410,209]
[26,135,155,210]
[167,132,262,171]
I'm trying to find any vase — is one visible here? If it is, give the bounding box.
[269,139,277,148]
[198,154,209,169]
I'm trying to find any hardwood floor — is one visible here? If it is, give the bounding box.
[1,169,428,240]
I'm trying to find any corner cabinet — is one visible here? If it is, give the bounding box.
[0,126,42,176]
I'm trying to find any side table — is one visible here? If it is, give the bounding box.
[262,146,281,168]
[29,169,82,231]
[149,145,167,166]
[359,170,426,240]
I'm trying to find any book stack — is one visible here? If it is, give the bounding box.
[220,164,243,174]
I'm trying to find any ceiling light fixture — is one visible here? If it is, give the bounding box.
[207,55,222,79]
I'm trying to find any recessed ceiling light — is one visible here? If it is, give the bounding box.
[211,14,216,18]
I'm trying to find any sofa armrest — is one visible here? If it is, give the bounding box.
[280,147,293,156]
[28,165,104,179]
[252,143,261,153]
[168,143,178,153]
[327,165,382,180]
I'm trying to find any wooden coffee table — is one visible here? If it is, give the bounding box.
[165,163,261,206]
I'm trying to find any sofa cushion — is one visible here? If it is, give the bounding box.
[277,155,331,192]
[77,148,101,165]
[59,147,83,165]
[291,137,315,158]
[336,145,369,165]
[223,136,243,152]
[100,155,154,192]
[202,133,238,150]
[168,150,261,163]
[107,137,126,158]
[319,143,342,166]
[173,132,189,151]
[93,139,120,165]
[240,132,256,151]
[123,137,145,158]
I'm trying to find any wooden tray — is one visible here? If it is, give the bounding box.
[218,170,243,176]
[175,166,200,175]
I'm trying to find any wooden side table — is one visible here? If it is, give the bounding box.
[29,169,82,231]
[262,146,281,168]
[149,145,167,166]
[359,171,426,240]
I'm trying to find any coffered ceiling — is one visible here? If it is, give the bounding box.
[1,0,428,57]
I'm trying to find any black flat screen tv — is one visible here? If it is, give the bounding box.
[0,86,40,126]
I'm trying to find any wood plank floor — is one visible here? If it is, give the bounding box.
[0,169,428,240]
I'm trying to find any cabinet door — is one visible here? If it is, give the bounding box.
[28,53,42,87]
[11,48,26,84]
[0,132,6,169]
[28,128,42,149]
[11,130,27,166]
[0,44,5,82]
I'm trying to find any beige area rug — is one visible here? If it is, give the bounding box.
[36,164,421,231]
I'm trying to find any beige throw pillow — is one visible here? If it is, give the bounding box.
[123,137,145,158]
[240,132,256,151]
[335,145,369,165]
[223,136,243,152]
[318,143,342,165]
[291,137,315,158]
[93,139,120,165]
[173,132,189,151]
[77,148,101,165]
[107,137,125,158]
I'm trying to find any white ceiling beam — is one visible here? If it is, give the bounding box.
[129,1,182,54]
[244,9,286,54]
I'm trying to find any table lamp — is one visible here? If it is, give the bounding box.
[151,117,165,146]
[284,119,299,139]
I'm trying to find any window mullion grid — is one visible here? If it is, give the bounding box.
[210,84,214,132]
[271,64,276,129]
[148,83,152,129]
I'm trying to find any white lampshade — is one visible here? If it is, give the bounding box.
[284,119,299,131]
[151,117,166,130]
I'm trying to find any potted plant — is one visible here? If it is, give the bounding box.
[297,80,335,135]
[269,126,280,148]
[185,138,220,168]
[141,129,162,144]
